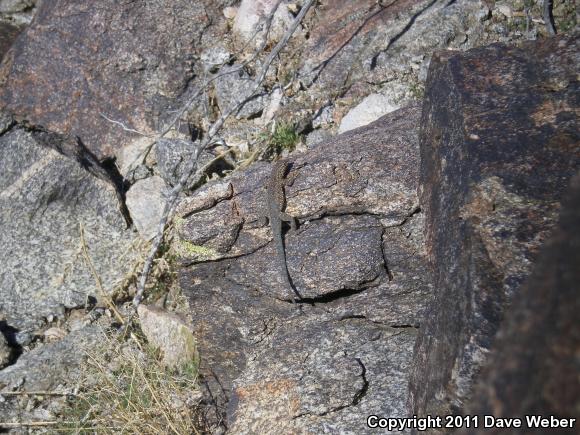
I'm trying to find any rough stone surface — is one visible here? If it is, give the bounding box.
[200,45,231,73]
[458,172,580,433]
[233,0,295,46]
[0,326,103,424]
[137,305,197,369]
[0,0,228,160]
[0,122,139,331]
[0,330,11,369]
[126,176,167,241]
[154,138,198,187]
[0,0,34,15]
[115,136,153,182]
[338,93,399,134]
[229,317,417,434]
[0,326,101,391]
[214,64,266,119]
[297,0,500,102]
[233,0,277,40]
[408,34,580,419]
[0,0,35,25]
[175,106,432,431]
[275,0,550,139]
[305,128,332,148]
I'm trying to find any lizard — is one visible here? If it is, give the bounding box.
[267,158,302,304]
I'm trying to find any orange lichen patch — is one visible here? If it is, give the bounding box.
[234,378,301,415]
[459,187,495,222]
[235,378,297,398]
[545,130,580,154]
[530,99,577,126]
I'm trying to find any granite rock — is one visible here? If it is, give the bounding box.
[137,305,197,369]
[0,330,11,369]
[214,64,266,119]
[126,176,168,241]
[174,105,432,431]
[0,122,138,331]
[459,173,580,433]
[408,34,580,419]
[0,0,229,159]
[338,93,400,134]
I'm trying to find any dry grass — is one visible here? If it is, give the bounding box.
[57,329,205,434]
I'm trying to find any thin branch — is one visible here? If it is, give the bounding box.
[0,421,60,428]
[0,391,77,397]
[109,2,284,178]
[134,0,285,165]
[99,113,153,137]
[132,0,316,307]
[79,223,125,324]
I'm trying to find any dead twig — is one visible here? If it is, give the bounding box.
[0,391,76,397]
[131,0,286,168]
[0,421,60,428]
[133,0,316,307]
[99,113,153,137]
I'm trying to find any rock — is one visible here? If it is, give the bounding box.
[0,0,34,14]
[200,45,231,73]
[126,176,168,241]
[408,34,580,418]
[232,0,295,46]
[494,3,513,18]
[0,0,35,25]
[229,317,417,433]
[311,104,334,129]
[0,0,229,160]
[175,105,432,430]
[0,107,13,132]
[115,136,153,182]
[214,64,266,119]
[0,326,103,424]
[233,0,277,41]
[300,0,490,89]
[223,6,237,20]
[305,128,332,148]
[457,173,580,434]
[0,326,102,391]
[137,305,197,369]
[475,4,491,23]
[154,138,198,187]
[0,330,11,369]
[338,93,399,134]
[260,87,283,124]
[0,122,138,331]
[289,0,537,130]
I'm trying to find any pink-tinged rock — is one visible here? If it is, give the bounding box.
[137,305,197,369]
[409,33,580,419]
[0,0,226,160]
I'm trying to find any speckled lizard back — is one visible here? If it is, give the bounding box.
[266,159,300,302]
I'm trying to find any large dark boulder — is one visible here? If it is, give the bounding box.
[175,106,433,432]
[459,172,580,433]
[408,33,579,419]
